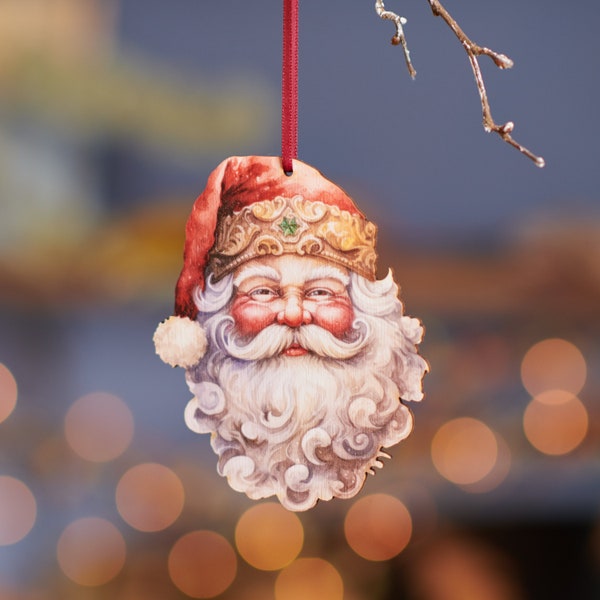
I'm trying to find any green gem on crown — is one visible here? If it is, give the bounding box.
[279,216,299,236]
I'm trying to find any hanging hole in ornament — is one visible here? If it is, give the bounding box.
[280,157,294,176]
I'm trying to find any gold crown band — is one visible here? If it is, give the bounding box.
[208,195,377,281]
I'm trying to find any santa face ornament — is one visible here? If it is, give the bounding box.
[154,156,428,511]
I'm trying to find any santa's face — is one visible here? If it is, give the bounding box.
[230,255,355,353]
[184,258,428,511]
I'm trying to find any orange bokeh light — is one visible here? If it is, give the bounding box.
[0,476,37,546]
[459,432,512,494]
[275,558,343,600]
[523,393,588,455]
[0,364,17,424]
[521,338,586,396]
[431,418,498,485]
[56,517,126,586]
[116,462,185,532]
[235,502,304,571]
[168,531,237,598]
[408,533,525,600]
[64,392,134,462]
[344,494,412,561]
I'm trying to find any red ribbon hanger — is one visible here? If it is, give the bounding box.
[281,0,298,174]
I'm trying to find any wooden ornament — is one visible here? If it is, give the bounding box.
[155,156,428,510]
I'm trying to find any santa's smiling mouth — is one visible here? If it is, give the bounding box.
[283,343,308,357]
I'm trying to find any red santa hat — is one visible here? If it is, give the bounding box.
[154,156,378,368]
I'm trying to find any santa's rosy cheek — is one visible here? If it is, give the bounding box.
[312,302,354,337]
[231,298,277,336]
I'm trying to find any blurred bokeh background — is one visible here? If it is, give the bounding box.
[0,1,599,598]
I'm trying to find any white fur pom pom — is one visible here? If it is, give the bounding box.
[153,316,207,368]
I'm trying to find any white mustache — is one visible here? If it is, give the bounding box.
[212,318,370,361]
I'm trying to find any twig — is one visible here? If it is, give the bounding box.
[375,0,545,167]
[375,1,416,79]
[428,0,544,167]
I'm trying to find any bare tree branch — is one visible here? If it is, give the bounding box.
[428,0,545,167]
[375,0,545,167]
[375,0,416,78]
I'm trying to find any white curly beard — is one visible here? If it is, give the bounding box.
[184,271,427,511]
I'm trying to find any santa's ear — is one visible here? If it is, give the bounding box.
[153,316,208,368]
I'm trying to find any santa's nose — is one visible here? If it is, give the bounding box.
[277,293,312,328]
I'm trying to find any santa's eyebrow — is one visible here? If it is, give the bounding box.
[233,265,280,287]
[306,266,350,286]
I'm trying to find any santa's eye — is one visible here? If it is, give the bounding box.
[249,287,279,301]
[306,287,334,298]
